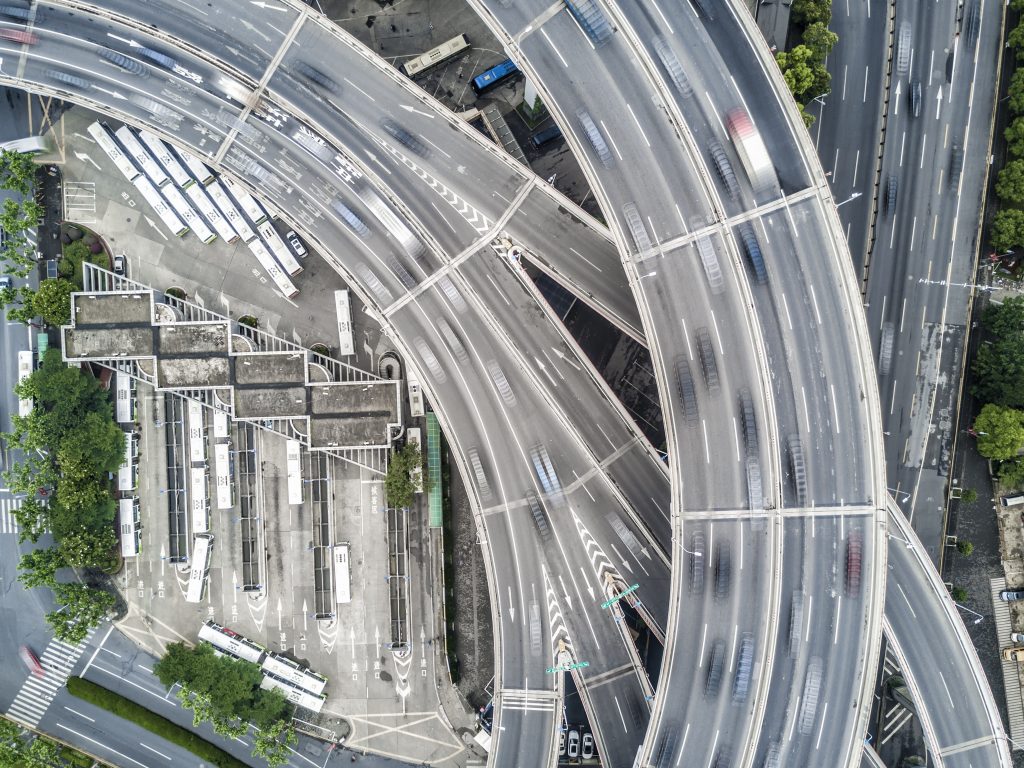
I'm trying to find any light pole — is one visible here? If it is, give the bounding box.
[954,602,984,625]
[836,192,863,208]
[887,531,913,549]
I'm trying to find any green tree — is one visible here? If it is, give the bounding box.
[0,150,37,195]
[385,441,424,509]
[982,295,1024,336]
[31,278,74,326]
[791,0,831,25]
[974,403,1024,459]
[999,458,1024,488]
[990,209,1024,252]
[59,526,116,569]
[46,583,115,643]
[960,488,979,504]
[253,721,297,768]
[776,45,818,100]
[1007,117,1024,157]
[950,586,969,603]
[1009,69,1024,114]
[0,717,25,764]
[973,334,1024,406]
[802,21,838,59]
[18,547,63,589]
[1009,24,1024,57]
[997,160,1024,204]
[956,540,975,557]
[22,735,65,768]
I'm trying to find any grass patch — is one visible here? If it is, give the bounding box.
[61,237,109,289]
[65,677,250,768]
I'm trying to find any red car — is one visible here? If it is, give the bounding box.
[0,29,38,45]
[19,645,44,677]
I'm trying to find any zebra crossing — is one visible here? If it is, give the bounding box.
[6,632,93,727]
[0,495,22,535]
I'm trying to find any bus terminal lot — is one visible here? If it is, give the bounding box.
[53,108,470,763]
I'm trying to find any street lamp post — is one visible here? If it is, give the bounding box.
[953,602,984,625]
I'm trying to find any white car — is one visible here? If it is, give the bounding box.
[567,730,580,759]
[581,732,594,760]
[285,230,308,258]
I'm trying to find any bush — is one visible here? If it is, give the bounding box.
[165,287,186,300]
[960,488,978,504]
[951,586,969,602]
[957,540,975,557]
[66,677,250,768]
[238,315,258,328]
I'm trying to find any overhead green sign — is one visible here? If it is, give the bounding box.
[600,583,640,609]
[546,661,590,674]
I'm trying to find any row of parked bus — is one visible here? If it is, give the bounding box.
[86,121,308,299]
[198,620,328,712]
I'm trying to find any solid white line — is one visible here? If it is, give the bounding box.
[625,104,651,148]
[81,625,114,677]
[63,706,95,722]
[56,724,149,768]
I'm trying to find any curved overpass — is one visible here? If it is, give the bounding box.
[461,0,887,764]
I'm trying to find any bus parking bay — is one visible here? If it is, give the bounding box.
[115,386,452,757]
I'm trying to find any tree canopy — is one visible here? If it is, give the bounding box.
[991,209,1024,252]
[154,642,290,730]
[997,160,1024,204]
[384,440,424,509]
[974,404,1024,460]
[973,298,1024,408]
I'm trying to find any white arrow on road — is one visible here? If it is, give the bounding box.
[74,150,100,170]
[551,348,581,371]
[71,132,94,144]
[92,86,127,101]
[277,597,283,631]
[893,81,901,116]
[250,0,287,9]
[534,356,558,388]
[106,32,140,47]
[238,18,272,43]
[302,599,308,632]
[508,587,516,623]
[144,215,169,240]
[232,570,238,604]
[935,86,943,120]
[400,104,435,119]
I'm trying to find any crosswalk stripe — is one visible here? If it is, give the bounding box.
[5,630,94,726]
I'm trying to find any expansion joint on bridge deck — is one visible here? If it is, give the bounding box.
[580,662,641,691]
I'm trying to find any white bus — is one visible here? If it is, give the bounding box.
[223,177,269,226]
[185,533,214,603]
[178,148,216,186]
[115,372,135,424]
[186,182,238,243]
[198,620,267,665]
[286,440,303,505]
[334,289,354,357]
[187,400,207,465]
[247,239,298,299]
[259,674,326,713]
[214,443,232,510]
[402,34,471,77]
[117,436,137,493]
[114,126,169,188]
[213,410,230,439]
[87,121,140,182]
[17,350,33,418]
[208,181,256,243]
[163,185,216,245]
[261,653,327,696]
[190,466,209,534]
[119,498,140,557]
[0,136,52,154]
[334,543,351,605]
[132,176,188,237]
[138,130,194,188]
[258,221,302,277]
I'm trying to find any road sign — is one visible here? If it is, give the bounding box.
[601,583,640,609]
[546,661,590,674]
